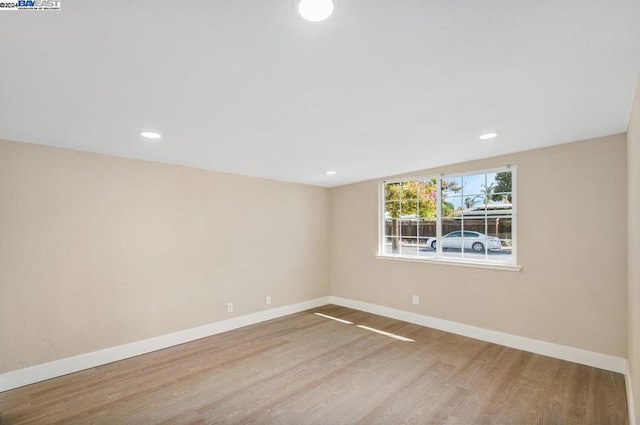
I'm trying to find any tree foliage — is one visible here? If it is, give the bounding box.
[384,180,436,219]
[384,179,460,219]
[492,171,512,202]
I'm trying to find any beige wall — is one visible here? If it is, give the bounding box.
[330,134,628,357]
[0,130,631,377]
[0,139,330,373]
[628,74,640,423]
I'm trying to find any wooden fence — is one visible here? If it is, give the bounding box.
[385,218,512,243]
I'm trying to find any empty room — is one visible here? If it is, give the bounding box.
[1,0,640,424]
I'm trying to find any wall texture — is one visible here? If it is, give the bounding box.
[0,139,330,373]
[0,131,631,380]
[330,134,628,357]
[628,73,640,424]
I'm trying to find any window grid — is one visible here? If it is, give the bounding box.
[380,166,516,265]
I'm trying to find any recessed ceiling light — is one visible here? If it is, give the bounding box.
[140,131,161,140]
[298,0,334,22]
[479,132,498,140]
[326,170,337,175]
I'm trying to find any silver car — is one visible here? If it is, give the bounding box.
[427,231,502,252]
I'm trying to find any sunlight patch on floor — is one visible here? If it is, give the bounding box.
[356,325,414,342]
[313,312,413,342]
[313,312,354,324]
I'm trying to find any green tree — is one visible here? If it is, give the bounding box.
[441,179,461,217]
[385,180,436,252]
[481,183,496,202]
[492,171,512,202]
[464,195,481,209]
[441,200,455,217]
[385,179,460,252]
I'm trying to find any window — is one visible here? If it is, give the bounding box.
[379,167,516,267]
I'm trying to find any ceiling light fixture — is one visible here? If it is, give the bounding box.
[479,132,498,140]
[298,0,334,22]
[140,131,162,140]
[326,170,337,175]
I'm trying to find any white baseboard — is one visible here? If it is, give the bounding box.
[2,295,629,397]
[0,296,330,393]
[329,296,627,374]
[627,361,638,425]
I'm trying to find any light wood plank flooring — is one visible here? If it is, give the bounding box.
[0,305,629,424]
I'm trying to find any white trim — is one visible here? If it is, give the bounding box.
[375,254,522,272]
[329,296,626,374]
[378,181,384,255]
[510,166,518,264]
[0,297,330,393]
[627,360,638,425]
[436,176,443,256]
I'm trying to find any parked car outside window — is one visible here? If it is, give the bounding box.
[426,231,502,252]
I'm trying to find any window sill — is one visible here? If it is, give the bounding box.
[375,254,522,272]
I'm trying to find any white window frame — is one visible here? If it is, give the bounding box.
[377,166,521,271]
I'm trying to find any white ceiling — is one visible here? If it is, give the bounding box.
[1,0,639,187]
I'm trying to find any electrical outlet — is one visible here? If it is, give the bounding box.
[226,302,233,313]
[412,295,419,305]
[266,296,272,305]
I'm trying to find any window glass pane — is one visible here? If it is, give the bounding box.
[486,197,510,208]
[382,236,400,255]
[463,194,483,211]
[418,237,435,255]
[417,199,437,257]
[461,174,485,197]
[384,182,402,254]
[400,236,417,256]
[442,195,461,218]
[384,198,401,254]
[442,177,462,198]
[400,199,417,218]
[400,219,417,256]
[384,182,401,202]
[492,216,512,262]
[417,199,436,221]
[416,178,438,219]
[441,218,462,258]
[490,171,513,203]
[384,201,400,236]
[401,181,418,200]
[462,218,488,260]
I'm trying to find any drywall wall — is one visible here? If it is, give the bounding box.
[329,134,628,357]
[628,73,640,423]
[0,139,330,373]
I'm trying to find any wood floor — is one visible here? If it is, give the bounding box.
[0,305,629,425]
